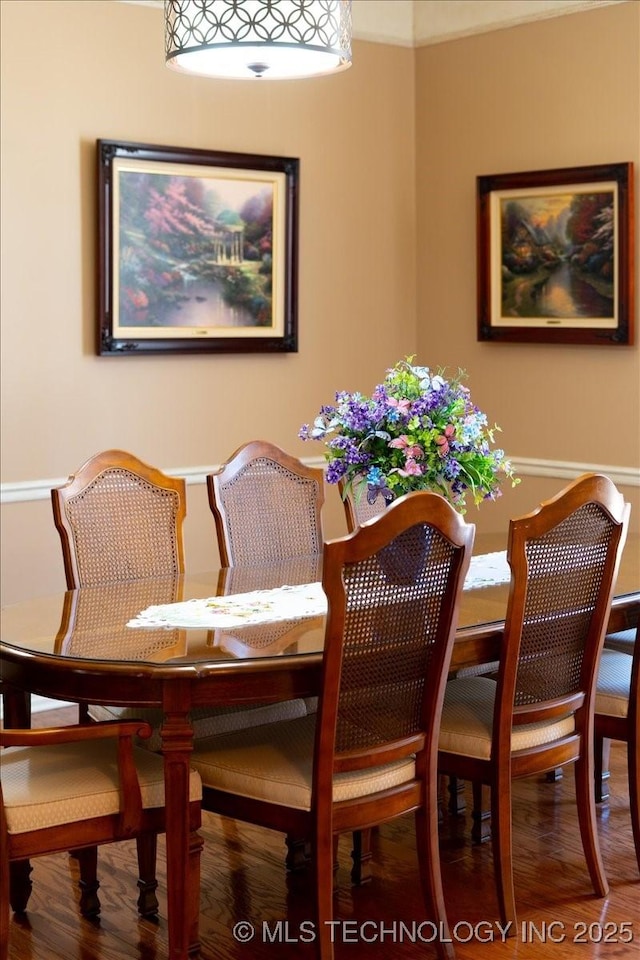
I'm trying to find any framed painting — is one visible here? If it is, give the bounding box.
[97,140,299,355]
[477,162,634,345]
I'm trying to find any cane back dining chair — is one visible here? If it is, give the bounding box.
[207,441,325,727]
[207,439,325,566]
[207,440,326,867]
[51,449,186,592]
[190,490,475,960]
[594,620,639,871]
[0,720,201,959]
[336,478,388,879]
[339,476,449,878]
[339,475,490,842]
[437,473,630,929]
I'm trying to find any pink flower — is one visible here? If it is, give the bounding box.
[396,459,424,477]
[387,397,411,416]
[405,444,424,460]
[389,435,411,450]
[436,424,455,457]
[389,436,424,461]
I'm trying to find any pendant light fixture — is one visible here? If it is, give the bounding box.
[165,1,352,80]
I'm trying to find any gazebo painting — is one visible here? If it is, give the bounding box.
[98,140,299,354]
[115,164,279,331]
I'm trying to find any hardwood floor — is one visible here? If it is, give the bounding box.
[7,707,639,959]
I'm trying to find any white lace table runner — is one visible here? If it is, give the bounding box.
[127,581,327,630]
[466,549,510,588]
[127,551,509,630]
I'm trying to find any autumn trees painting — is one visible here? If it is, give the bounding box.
[500,189,615,320]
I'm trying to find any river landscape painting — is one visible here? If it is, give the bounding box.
[98,141,299,354]
[477,163,633,345]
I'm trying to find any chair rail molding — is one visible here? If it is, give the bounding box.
[1,458,639,504]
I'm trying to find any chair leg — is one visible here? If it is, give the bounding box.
[350,829,373,885]
[628,735,640,873]
[8,860,33,914]
[136,835,159,917]
[0,833,9,960]
[574,754,609,898]
[315,826,335,960]
[75,846,101,918]
[594,736,612,803]
[0,880,8,960]
[285,834,311,872]
[415,784,455,960]
[471,781,492,844]
[492,774,517,928]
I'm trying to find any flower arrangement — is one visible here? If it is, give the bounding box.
[299,357,519,512]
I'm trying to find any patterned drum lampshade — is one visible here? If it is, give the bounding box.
[165,0,352,80]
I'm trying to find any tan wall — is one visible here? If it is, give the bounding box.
[0,1,416,602]
[415,1,640,536]
[1,1,638,605]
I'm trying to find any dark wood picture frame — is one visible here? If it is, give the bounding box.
[97,140,299,355]
[477,162,634,345]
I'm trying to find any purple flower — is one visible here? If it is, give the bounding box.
[299,357,518,512]
[326,459,348,484]
[443,458,462,479]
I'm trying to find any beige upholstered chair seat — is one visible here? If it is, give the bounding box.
[454,660,500,679]
[595,649,632,719]
[88,700,310,750]
[1,739,201,834]
[191,714,416,811]
[603,628,636,655]
[439,676,576,760]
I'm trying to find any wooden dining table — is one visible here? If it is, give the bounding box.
[1,533,638,960]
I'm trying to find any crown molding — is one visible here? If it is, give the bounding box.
[118,1,629,47]
[412,0,628,47]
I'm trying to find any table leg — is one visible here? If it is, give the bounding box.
[2,687,30,728]
[447,775,466,816]
[161,687,201,960]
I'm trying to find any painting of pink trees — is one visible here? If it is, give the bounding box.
[118,170,275,328]
[98,141,298,355]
